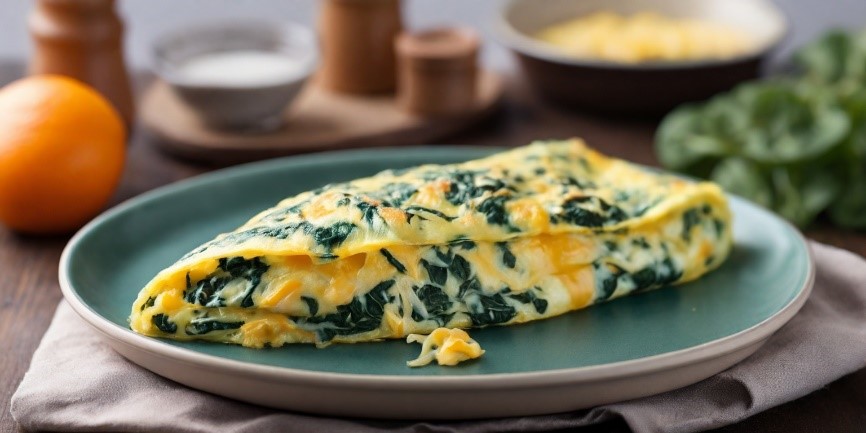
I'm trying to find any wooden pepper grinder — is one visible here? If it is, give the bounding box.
[28,0,135,129]
[317,0,403,94]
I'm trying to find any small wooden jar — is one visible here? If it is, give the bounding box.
[396,28,480,117]
[317,0,403,94]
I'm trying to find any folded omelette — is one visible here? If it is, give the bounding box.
[130,140,732,348]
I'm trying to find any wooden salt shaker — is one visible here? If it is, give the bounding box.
[28,0,135,128]
[318,0,403,94]
[396,28,480,117]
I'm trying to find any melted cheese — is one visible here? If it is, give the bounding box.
[129,139,733,351]
[406,328,484,367]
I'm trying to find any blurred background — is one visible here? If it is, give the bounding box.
[0,0,864,70]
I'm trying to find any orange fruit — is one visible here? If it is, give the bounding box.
[0,75,126,234]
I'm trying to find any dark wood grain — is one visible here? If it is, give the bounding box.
[2,61,865,432]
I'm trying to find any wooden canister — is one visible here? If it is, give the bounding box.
[317,0,403,94]
[28,0,134,129]
[395,28,480,117]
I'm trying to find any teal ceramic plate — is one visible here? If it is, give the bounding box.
[59,147,813,419]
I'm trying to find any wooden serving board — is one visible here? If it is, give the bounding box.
[140,70,503,165]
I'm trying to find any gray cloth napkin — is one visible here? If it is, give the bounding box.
[11,241,866,433]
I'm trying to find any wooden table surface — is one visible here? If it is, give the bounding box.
[2,60,866,432]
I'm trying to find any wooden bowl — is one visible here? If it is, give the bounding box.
[494,0,788,115]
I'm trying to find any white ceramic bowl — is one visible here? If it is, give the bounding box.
[152,20,318,132]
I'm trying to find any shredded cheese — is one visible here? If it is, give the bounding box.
[406,328,485,367]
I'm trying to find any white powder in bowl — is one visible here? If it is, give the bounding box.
[176,50,307,87]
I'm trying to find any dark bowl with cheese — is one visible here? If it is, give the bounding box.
[493,0,788,115]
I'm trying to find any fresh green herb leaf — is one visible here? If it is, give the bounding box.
[710,158,773,208]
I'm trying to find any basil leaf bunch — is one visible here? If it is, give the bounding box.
[827,89,866,228]
[796,30,866,228]
[655,29,866,229]
[795,29,866,98]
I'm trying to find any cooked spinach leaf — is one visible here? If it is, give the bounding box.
[184,275,224,307]
[301,296,319,316]
[356,201,380,225]
[508,289,549,314]
[299,279,395,342]
[594,262,625,301]
[443,170,513,205]
[552,196,627,227]
[632,238,651,249]
[465,292,516,326]
[404,205,457,222]
[558,175,595,190]
[411,284,454,325]
[376,182,418,207]
[681,208,701,241]
[448,254,471,281]
[184,256,269,308]
[633,258,683,292]
[458,277,517,326]
[152,314,177,334]
[311,222,356,249]
[449,239,477,250]
[420,259,448,286]
[202,221,355,255]
[185,318,244,336]
[594,256,683,301]
[477,196,511,226]
[380,248,407,274]
[141,296,156,311]
[497,242,517,269]
[457,277,482,298]
[713,219,726,237]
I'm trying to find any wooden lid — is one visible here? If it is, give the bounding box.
[396,27,479,70]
